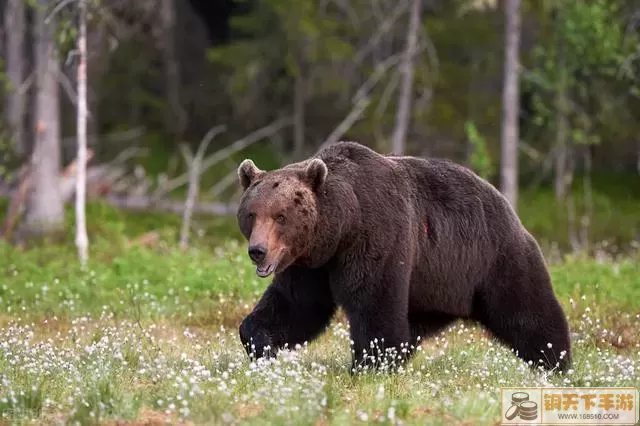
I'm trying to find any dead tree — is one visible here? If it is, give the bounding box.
[76,0,90,266]
[390,0,421,155]
[179,125,225,249]
[499,0,522,209]
[24,0,65,237]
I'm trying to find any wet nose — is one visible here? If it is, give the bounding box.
[248,245,267,264]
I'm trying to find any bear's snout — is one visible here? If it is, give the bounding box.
[248,244,267,264]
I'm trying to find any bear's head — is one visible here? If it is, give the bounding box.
[236,158,328,278]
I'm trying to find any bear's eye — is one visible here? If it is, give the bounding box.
[275,214,286,225]
[247,213,255,221]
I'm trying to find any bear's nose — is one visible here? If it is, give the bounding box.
[248,245,267,264]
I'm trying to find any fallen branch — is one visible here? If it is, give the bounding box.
[0,185,240,217]
[2,149,94,240]
[105,194,238,216]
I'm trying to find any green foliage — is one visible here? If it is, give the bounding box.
[55,15,79,59]
[464,121,494,180]
[208,0,354,106]
[553,0,627,75]
[526,0,640,147]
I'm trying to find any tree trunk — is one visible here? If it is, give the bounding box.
[564,143,579,253]
[293,70,305,160]
[25,0,64,236]
[76,0,89,266]
[554,72,569,201]
[499,0,521,210]
[161,0,186,141]
[4,0,26,156]
[390,0,421,155]
[580,144,592,252]
[554,12,569,201]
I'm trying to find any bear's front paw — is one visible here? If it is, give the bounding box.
[239,318,276,360]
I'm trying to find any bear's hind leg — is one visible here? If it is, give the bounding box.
[473,249,572,373]
[239,265,336,359]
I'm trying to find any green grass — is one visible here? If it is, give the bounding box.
[0,235,638,425]
[1,238,639,321]
[0,173,638,425]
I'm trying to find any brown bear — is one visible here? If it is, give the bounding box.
[236,141,572,373]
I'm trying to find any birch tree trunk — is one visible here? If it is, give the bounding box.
[76,0,89,266]
[25,0,64,236]
[390,0,421,155]
[499,0,521,210]
[4,0,26,156]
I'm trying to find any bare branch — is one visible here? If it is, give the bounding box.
[179,128,218,250]
[319,97,371,149]
[319,39,427,151]
[155,118,292,197]
[209,169,240,199]
[351,0,410,66]
[45,0,75,23]
[57,70,84,113]
[374,67,401,120]
[390,0,421,155]
[353,42,425,103]
[17,71,35,96]
[108,145,149,166]
[178,143,193,164]
[200,124,227,151]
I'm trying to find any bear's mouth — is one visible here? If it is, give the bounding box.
[256,263,276,278]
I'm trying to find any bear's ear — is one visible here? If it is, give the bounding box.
[238,159,264,190]
[303,158,328,192]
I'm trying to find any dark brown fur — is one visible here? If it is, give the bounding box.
[236,142,572,373]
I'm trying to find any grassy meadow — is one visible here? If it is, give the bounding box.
[0,176,639,425]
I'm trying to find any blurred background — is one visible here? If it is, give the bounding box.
[0,0,639,258]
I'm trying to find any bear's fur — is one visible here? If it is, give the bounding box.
[236,141,572,373]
